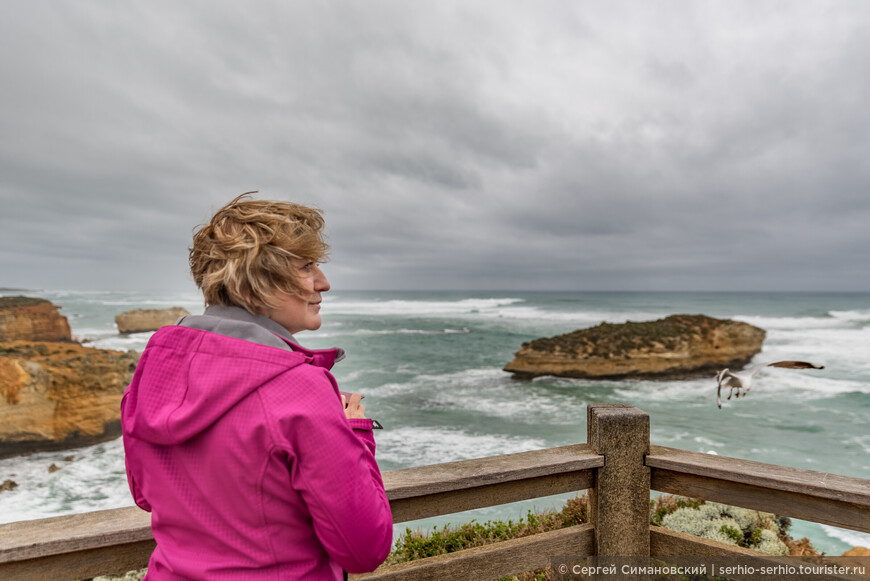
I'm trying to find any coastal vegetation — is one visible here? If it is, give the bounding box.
[95,493,819,580]
[384,493,817,580]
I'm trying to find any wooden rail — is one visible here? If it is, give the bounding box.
[648,444,870,534]
[1,404,868,581]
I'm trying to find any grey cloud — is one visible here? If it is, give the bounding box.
[2,1,870,292]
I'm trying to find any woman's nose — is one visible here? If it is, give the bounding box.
[314,267,330,292]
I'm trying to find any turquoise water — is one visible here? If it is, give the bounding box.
[1,289,868,554]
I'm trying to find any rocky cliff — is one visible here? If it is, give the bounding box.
[115,307,190,334]
[504,314,765,380]
[0,341,139,458]
[0,296,72,342]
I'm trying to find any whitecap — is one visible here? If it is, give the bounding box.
[474,307,672,325]
[321,297,525,317]
[429,384,581,425]
[693,436,725,448]
[762,328,870,373]
[613,378,714,403]
[733,314,844,331]
[731,373,869,400]
[374,368,511,397]
[0,439,132,525]
[829,309,870,323]
[320,296,671,328]
[89,333,154,351]
[841,436,870,454]
[820,525,870,549]
[652,431,690,442]
[375,426,547,467]
[312,328,471,339]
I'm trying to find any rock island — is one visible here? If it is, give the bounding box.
[504,314,765,380]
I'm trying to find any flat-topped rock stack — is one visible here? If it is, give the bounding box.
[504,314,765,380]
[0,296,72,342]
[115,307,190,334]
[0,296,140,458]
[0,341,140,458]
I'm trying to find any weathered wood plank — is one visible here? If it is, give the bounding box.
[651,528,860,581]
[350,524,595,581]
[651,468,870,534]
[383,444,603,500]
[647,445,870,506]
[391,470,594,523]
[0,540,153,581]
[0,506,151,563]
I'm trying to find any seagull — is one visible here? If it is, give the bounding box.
[716,361,824,408]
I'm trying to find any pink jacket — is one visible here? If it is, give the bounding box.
[121,325,393,580]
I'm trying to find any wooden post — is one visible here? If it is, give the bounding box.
[587,404,650,557]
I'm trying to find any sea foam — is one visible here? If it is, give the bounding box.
[375,426,546,467]
[820,525,870,550]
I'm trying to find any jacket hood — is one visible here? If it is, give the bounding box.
[121,325,342,445]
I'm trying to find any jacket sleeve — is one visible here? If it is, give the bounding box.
[270,369,393,574]
[120,390,152,512]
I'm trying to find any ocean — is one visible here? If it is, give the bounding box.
[1,289,869,555]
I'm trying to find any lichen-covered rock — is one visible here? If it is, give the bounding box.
[0,296,72,342]
[504,314,765,380]
[115,307,190,334]
[0,341,139,458]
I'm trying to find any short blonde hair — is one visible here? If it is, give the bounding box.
[190,193,329,311]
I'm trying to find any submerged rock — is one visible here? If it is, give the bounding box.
[0,341,140,459]
[0,296,72,342]
[504,314,765,380]
[115,307,190,334]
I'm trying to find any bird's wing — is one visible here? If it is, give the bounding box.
[717,368,739,386]
[739,363,767,378]
[766,361,824,370]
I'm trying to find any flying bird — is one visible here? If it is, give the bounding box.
[716,361,824,408]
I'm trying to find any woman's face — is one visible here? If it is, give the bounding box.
[268,260,330,334]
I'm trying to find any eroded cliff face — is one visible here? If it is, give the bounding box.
[504,314,765,380]
[0,342,139,458]
[115,307,190,334]
[0,297,72,342]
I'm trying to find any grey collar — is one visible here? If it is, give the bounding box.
[176,305,298,351]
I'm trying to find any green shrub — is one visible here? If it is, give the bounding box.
[650,495,705,526]
[659,502,789,556]
[388,494,589,580]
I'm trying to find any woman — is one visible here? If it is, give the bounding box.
[121,194,393,580]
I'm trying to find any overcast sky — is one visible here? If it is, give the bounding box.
[2,1,869,293]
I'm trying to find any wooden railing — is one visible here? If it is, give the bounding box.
[1,404,868,580]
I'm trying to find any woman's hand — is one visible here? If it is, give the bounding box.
[341,392,367,419]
